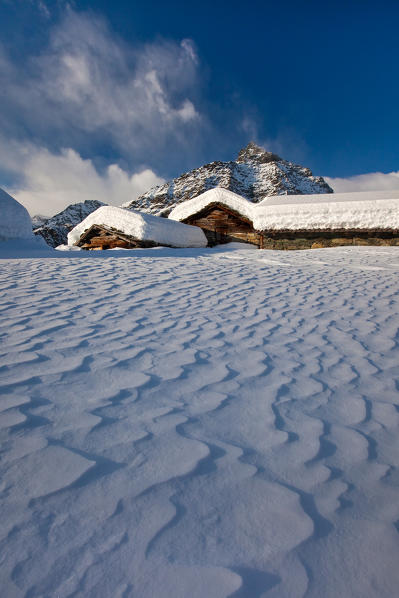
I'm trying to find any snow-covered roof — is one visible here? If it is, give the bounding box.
[169,187,399,231]
[67,206,207,248]
[168,188,255,223]
[255,190,399,230]
[0,188,33,241]
[258,189,399,206]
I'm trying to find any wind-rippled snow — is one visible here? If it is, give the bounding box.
[1,244,399,597]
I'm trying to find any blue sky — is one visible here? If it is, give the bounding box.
[1,0,398,215]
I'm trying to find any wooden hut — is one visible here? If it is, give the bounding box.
[182,203,261,246]
[67,206,207,250]
[169,188,399,249]
[169,188,260,247]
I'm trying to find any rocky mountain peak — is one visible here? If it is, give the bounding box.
[236,142,282,164]
[122,144,333,216]
[33,199,106,247]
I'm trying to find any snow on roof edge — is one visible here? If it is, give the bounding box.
[168,188,255,223]
[259,189,399,206]
[67,206,207,248]
[254,198,399,231]
[168,187,399,232]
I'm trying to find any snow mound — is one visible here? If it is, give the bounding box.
[0,188,33,241]
[170,187,399,231]
[68,206,207,248]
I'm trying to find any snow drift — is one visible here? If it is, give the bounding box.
[0,187,34,241]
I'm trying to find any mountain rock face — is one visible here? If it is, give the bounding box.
[33,200,106,247]
[31,214,48,229]
[123,142,333,216]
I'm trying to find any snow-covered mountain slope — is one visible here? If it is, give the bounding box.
[33,200,106,247]
[0,187,34,241]
[31,214,47,229]
[123,142,333,215]
[1,245,399,597]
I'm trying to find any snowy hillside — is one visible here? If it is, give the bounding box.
[1,244,399,597]
[0,187,34,241]
[33,200,106,247]
[31,214,47,229]
[123,142,333,215]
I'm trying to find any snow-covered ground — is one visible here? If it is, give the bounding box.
[1,243,399,597]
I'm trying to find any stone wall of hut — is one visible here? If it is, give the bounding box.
[260,230,399,250]
[183,204,399,250]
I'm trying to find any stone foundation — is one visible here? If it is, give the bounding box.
[260,231,399,250]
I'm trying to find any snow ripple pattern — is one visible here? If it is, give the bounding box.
[1,245,399,597]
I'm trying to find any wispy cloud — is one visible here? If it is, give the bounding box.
[0,9,201,161]
[325,171,399,193]
[35,0,51,19]
[239,115,311,165]
[1,140,164,216]
[0,8,202,214]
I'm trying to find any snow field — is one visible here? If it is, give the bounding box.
[1,245,399,597]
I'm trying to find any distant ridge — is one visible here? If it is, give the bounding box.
[33,200,106,247]
[122,142,333,216]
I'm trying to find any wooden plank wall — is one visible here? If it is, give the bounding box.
[76,225,157,250]
[184,206,262,247]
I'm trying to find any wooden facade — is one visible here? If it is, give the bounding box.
[181,203,399,250]
[183,204,262,247]
[75,225,159,250]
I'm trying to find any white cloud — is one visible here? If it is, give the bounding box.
[3,142,164,217]
[0,9,202,216]
[36,0,51,19]
[0,10,201,163]
[325,171,399,193]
